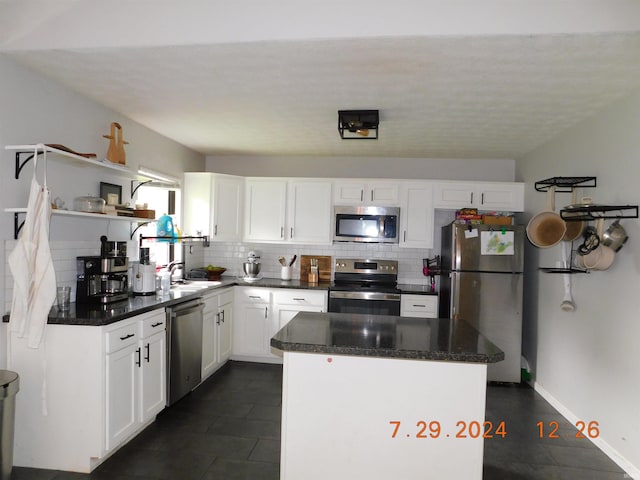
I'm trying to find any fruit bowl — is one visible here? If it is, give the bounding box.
[206,267,226,281]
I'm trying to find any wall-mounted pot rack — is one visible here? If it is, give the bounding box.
[534,175,637,274]
[534,176,597,192]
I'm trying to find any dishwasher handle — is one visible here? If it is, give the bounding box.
[169,301,205,318]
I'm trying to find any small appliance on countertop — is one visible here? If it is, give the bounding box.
[239,250,262,282]
[132,247,156,296]
[76,236,129,304]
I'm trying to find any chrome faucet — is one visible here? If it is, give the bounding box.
[167,261,185,283]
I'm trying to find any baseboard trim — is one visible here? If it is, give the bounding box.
[532,381,639,480]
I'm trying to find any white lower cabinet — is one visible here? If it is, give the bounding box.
[105,310,166,452]
[202,287,234,380]
[10,309,166,473]
[233,287,274,361]
[400,294,439,318]
[232,287,328,363]
[138,314,167,423]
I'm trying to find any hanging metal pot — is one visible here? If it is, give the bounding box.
[526,186,566,248]
[601,219,628,252]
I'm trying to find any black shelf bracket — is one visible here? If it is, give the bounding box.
[535,176,597,193]
[130,222,152,239]
[13,212,25,239]
[14,150,39,180]
[130,179,153,197]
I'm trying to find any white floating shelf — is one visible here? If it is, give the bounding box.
[6,144,132,176]
[5,207,155,222]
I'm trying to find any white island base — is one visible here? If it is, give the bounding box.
[280,351,488,480]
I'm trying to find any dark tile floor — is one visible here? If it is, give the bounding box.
[13,361,628,480]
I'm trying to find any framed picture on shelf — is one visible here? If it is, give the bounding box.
[100,182,122,206]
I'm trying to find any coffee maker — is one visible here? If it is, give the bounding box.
[132,247,156,296]
[76,236,129,304]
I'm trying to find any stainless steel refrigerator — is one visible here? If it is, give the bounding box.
[439,223,524,383]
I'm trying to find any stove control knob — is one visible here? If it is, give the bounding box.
[390,265,395,270]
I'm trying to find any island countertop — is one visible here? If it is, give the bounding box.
[271,312,504,364]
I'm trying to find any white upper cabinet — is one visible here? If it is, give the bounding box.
[244,178,287,242]
[333,181,399,206]
[433,181,524,211]
[183,172,243,241]
[287,180,332,244]
[399,181,434,249]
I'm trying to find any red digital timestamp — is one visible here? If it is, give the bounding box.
[389,420,507,439]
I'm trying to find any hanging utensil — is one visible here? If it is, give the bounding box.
[278,256,286,266]
[560,242,576,312]
[289,255,297,267]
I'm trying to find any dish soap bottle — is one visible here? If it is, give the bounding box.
[156,214,175,243]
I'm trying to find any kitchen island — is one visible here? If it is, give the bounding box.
[271,312,504,480]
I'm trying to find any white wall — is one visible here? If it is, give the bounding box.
[0,56,204,364]
[206,155,515,181]
[516,89,640,477]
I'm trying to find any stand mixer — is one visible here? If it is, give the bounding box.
[241,251,262,281]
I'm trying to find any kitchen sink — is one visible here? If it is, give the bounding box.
[170,281,221,292]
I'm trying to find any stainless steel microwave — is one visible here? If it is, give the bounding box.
[333,206,400,243]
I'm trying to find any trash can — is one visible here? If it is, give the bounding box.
[0,371,19,480]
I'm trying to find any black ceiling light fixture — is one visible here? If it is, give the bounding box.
[338,110,379,140]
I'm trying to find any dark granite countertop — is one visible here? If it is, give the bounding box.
[2,276,332,327]
[271,312,504,364]
[3,277,437,327]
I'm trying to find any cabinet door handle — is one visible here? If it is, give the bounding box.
[120,333,135,341]
[216,312,221,325]
[413,304,426,308]
[214,224,218,236]
[293,298,306,301]
[144,343,150,362]
[151,322,163,328]
[249,295,261,299]
[290,227,293,238]
[371,190,374,202]
[360,190,364,202]
[403,231,406,242]
[265,307,268,318]
[135,347,141,367]
[281,226,284,238]
[481,192,485,205]
[220,310,225,323]
[470,192,474,204]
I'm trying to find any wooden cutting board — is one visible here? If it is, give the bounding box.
[300,255,332,283]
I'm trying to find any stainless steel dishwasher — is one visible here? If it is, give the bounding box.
[166,299,204,406]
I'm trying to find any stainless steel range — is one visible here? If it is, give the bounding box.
[328,258,400,316]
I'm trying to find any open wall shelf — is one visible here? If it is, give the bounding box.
[534,176,597,192]
[6,144,131,179]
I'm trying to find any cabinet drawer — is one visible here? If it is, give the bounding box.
[218,288,234,306]
[105,320,139,353]
[139,310,166,338]
[401,295,438,318]
[235,287,270,304]
[273,289,327,307]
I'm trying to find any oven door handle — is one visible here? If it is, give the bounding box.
[329,291,401,301]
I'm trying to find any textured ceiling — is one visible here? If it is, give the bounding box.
[4,32,640,159]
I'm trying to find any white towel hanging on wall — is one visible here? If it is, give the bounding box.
[8,143,57,348]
